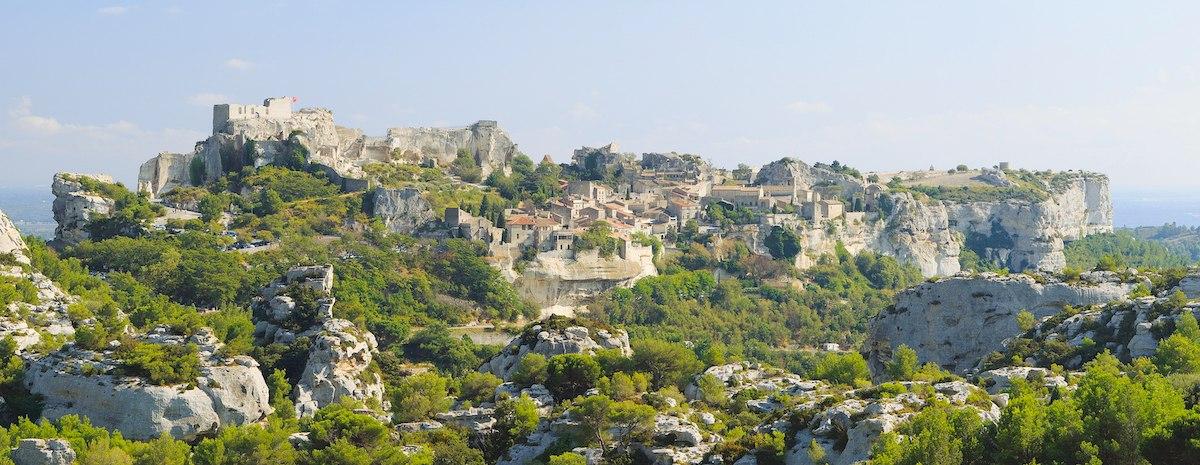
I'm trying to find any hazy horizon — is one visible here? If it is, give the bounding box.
[3,2,1200,193]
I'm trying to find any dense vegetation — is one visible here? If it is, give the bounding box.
[1064,230,1194,270]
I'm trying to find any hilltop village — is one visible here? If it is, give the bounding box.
[0,97,1194,465]
[133,97,1110,309]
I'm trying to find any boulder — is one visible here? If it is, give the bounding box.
[24,331,272,441]
[11,438,75,465]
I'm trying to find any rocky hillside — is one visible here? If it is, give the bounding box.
[865,270,1136,376]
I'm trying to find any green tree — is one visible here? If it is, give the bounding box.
[511,353,548,387]
[1154,333,1200,374]
[1016,309,1037,332]
[546,353,601,400]
[548,453,587,465]
[887,344,919,381]
[764,226,801,260]
[631,339,703,389]
[992,381,1047,464]
[812,352,870,386]
[458,371,502,405]
[391,372,452,422]
[1177,310,1200,342]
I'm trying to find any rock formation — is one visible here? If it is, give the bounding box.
[51,173,117,245]
[0,209,29,265]
[24,328,272,441]
[11,438,75,465]
[1008,278,1200,368]
[480,319,632,381]
[369,187,436,234]
[252,265,386,417]
[138,98,522,198]
[292,318,386,417]
[865,271,1137,376]
[755,158,865,197]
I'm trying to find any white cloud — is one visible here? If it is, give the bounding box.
[223,58,253,70]
[1,97,205,185]
[97,6,128,15]
[187,93,230,107]
[785,100,832,114]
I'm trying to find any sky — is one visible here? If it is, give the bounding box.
[1,1,1199,194]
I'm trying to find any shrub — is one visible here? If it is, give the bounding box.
[118,343,201,386]
[546,353,601,400]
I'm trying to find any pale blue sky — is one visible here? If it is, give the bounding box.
[2,1,1199,192]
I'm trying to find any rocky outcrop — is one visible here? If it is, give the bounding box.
[866,272,1137,376]
[252,265,386,417]
[138,98,522,197]
[293,319,386,417]
[51,173,117,245]
[783,381,998,465]
[24,328,272,441]
[480,319,632,381]
[1010,288,1199,369]
[511,248,657,309]
[684,362,822,403]
[11,438,75,465]
[369,187,436,234]
[0,209,29,265]
[754,158,865,196]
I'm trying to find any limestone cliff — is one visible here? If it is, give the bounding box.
[784,172,1112,276]
[1005,273,1200,369]
[865,271,1136,376]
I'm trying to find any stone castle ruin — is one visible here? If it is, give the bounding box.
[137,96,523,198]
[212,96,294,133]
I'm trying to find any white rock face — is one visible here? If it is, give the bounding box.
[865,272,1135,376]
[0,209,29,265]
[480,321,632,381]
[51,173,117,245]
[512,249,657,309]
[11,438,75,465]
[293,318,386,417]
[370,187,435,234]
[24,330,272,441]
